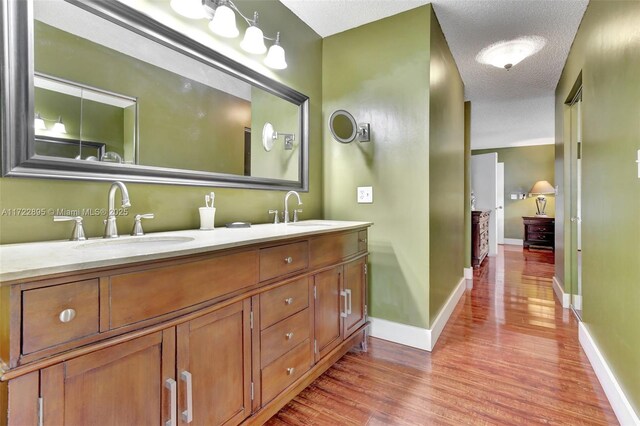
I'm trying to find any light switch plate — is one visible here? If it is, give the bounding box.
[357,186,373,203]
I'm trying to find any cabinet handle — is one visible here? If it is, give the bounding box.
[284,297,294,305]
[345,289,352,315]
[285,332,294,340]
[59,308,76,323]
[180,371,193,423]
[287,367,295,375]
[340,291,348,318]
[284,256,293,264]
[165,378,177,426]
[359,238,367,244]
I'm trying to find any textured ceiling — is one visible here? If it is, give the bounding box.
[279,0,588,149]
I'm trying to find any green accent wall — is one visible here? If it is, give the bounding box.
[428,11,465,325]
[472,145,555,239]
[323,5,464,329]
[555,0,640,414]
[0,0,323,244]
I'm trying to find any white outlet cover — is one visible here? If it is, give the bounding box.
[357,186,373,203]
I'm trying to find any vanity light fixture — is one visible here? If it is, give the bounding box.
[262,122,295,152]
[476,36,546,70]
[34,113,67,134]
[170,0,287,69]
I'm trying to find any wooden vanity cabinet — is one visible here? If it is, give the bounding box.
[1,227,370,426]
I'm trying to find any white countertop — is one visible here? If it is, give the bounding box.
[0,220,372,284]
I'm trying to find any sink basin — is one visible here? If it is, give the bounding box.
[77,236,195,251]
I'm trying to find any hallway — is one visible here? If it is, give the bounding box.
[267,246,617,425]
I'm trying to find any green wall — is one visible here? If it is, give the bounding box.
[428,11,465,325]
[0,0,323,244]
[473,145,555,239]
[555,0,640,414]
[323,5,465,329]
[323,6,431,329]
[463,102,471,268]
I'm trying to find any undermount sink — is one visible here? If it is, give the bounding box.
[77,236,195,251]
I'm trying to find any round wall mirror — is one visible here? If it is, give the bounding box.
[329,110,357,143]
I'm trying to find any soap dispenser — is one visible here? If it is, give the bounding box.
[199,192,216,230]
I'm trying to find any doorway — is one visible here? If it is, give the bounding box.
[569,88,583,318]
[471,153,500,256]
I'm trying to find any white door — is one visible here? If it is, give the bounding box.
[471,153,498,256]
[496,162,505,245]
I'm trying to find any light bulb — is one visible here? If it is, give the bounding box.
[34,112,46,130]
[264,34,287,69]
[170,0,206,19]
[208,4,239,38]
[52,117,67,134]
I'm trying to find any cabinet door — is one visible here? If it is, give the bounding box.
[40,329,175,426]
[177,300,251,426]
[313,266,344,362]
[343,257,367,338]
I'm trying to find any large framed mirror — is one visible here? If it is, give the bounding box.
[1,0,309,191]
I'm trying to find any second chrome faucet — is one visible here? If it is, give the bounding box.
[104,181,131,238]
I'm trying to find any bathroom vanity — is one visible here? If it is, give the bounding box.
[0,221,371,425]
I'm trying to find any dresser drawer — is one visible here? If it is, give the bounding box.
[529,224,553,233]
[309,231,361,269]
[22,279,99,354]
[261,339,312,404]
[259,241,308,282]
[261,308,310,367]
[260,278,309,330]
[109,250,258,329]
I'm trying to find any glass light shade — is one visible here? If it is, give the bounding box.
[170,0,206,19]
[34,113,46,130]
[52,118,67,134]
[264,43,287,69]
[476,36,546,70]
[240,26,267,54]
[529,180,555,195]
[208,4,239,38]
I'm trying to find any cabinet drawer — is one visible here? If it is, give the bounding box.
[259,241,308,282]
[309,231,361,269]
[110,250,258,329]
[22,279,99,354]
[529,225,552,233]
[260,278,309,330]
[358,230,368,252]
[261,339,312,404]
[528,232,553,241]
[261,308,310,367]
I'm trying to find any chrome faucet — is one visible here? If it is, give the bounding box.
[104,181,131,238]
[283,191,302,224]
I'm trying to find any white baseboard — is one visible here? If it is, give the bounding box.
[369,275,466,352]
[464,267,473,280]
[503,238,523,246]
[552,276,571,308]
[579,323,640,425]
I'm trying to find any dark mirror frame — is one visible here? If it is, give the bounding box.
[1,0,309,191]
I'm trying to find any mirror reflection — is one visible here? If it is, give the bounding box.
[32,0,302,182]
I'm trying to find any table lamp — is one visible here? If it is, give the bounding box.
[529,180,555,216]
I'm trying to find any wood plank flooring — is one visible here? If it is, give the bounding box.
[266,245,617,425]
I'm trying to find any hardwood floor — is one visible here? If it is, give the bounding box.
[266,245,617,425]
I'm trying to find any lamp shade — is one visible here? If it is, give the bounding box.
[52,117,67,134]
[34,113,46,130]
[170,0,206,19]
[208,4,239,38]
[529,180,555,195]
[240,25,267,54]
[264,43,287,69]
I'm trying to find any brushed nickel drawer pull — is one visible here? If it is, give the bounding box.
[180,371,193,423]
[285,332,294,340]
[284,297,294,305]
[287,367,295,375]
[59,308,76,323]
[359,238,367,243]
[284,256,293,264]
[165,378,177,426]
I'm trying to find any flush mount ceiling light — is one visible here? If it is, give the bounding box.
[170,0,287,69]
[476,36,546,70]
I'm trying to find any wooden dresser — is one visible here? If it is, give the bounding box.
[0,226,370,426]
[471,211,490,268]
[523,216,555,250]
